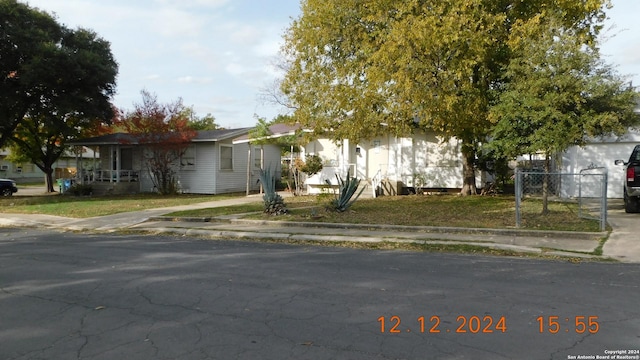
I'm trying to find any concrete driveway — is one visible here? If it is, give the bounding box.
[603,207,640,262]
[11,184,54,197]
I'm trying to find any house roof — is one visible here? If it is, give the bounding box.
[193,127,252,142]
[68,133,139,146]
[69,127,253,146]
[232,123,302,144]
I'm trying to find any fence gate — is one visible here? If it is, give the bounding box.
[515,168,608,231]
[577,167,608,231]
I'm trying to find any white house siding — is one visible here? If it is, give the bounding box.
[305,138,341,167]
[214,142,282,194]
[389,137,415,186]
[303,139,343,189]
[177,143,217,194]
[561,132,640,199]
[423,134,465,188]
[137,148,156,193]
[365,135,391,180]
[215,141,246,194]
[386,132,466,188]
[303,132,481,194]
[244,144,282,193]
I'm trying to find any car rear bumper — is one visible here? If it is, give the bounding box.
[628,186,640,197]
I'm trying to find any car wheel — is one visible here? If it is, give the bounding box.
[624,188,640,213]
[1,188,12,197]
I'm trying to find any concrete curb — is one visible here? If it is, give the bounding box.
[129,226,604,260]
[147,216,607,241]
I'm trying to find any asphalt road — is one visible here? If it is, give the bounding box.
[1,229,639,360]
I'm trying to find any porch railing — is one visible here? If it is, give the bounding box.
[79,170,139,183]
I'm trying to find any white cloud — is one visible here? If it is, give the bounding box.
[177,76,213,84]
[228,25,263,46]
[253,39,283,58]
[225,63,246,77]
[153,0,229,8]
[150,7,207,38]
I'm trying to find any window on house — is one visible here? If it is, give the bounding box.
[373,140,381,154]
[21,164,35,173]
[181,145,196,170]
[220,145,233,170]
[254,147,262,169]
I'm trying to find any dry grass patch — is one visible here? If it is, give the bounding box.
[250,195,602,232]
[0,193,242,218]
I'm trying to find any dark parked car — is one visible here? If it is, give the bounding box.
[0,178,18,196]
[615,144,640,213]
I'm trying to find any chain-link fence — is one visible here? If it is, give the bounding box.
[514,168,608,231]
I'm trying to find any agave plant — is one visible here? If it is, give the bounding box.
[327,170,365,212]
[259,168,288,215]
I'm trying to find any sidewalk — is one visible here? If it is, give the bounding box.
[1,193,638,263]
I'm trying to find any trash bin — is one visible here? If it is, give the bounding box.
[58,179,72,194]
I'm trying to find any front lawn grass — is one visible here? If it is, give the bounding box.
[170,195,603,232]
[167,200,313,217]
[0,193,241,218]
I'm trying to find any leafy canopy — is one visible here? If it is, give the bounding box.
[489,15,640,159]
[281,0,609,194]
[118,90,196,195]
[282,0,607,142]
[0,0,117,148]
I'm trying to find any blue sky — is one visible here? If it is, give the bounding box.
[24,0,640,129]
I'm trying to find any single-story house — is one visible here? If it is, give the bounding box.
[312,129,640,199]
[249,125,490,195]
[69,128,282,195]
[299,131,491,195]
[247,122,640,199]
[0,147,98,183]
[560,130,640,199]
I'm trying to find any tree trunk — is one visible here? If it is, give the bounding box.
[44,167,55,193]
[542,154,550,215]
[460,142,477,196]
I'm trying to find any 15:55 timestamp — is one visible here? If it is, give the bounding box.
[536,316,599,334]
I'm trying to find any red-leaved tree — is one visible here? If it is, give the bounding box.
[120,90,196,195]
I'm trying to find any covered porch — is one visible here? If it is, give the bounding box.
[70,134,144,195]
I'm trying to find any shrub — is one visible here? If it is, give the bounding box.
[67,183,93,196]
[300,154,323,176]
[327,170,365,212]
[259,168,288,215]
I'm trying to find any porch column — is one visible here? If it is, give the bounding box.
[342,139,350,177]
[93,147,97,182]
[115,146,121,183]
[109,146,114,183]
[246,147,251,196]
[260,146,264,194]
[77,147,83,185]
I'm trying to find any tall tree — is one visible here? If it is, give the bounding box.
[6,24,118,192]
[182,106,220,131]
[120,90,196,195]
[281,0,608,195]
[10,112,106,192]
[489,16,640,213]
[0,1,117,149]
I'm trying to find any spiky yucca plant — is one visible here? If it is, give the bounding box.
[259,168,288,215]
[327,170,365,212]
